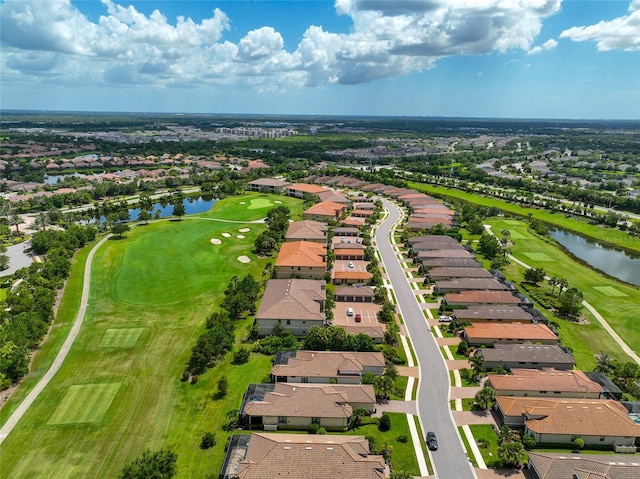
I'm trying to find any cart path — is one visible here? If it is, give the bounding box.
[0,234,112,444]
[484,225,639,365]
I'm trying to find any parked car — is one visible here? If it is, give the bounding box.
[438,315,452,322]
[427,431,438,451]
[347,307,354,316]
[355,313,362,322]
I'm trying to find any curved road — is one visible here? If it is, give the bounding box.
[0,234,112,445]
[377,199,475,479]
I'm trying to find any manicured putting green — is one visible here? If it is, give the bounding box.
[99,328,144,348]
[593,286,627,297]
[247,198,273,210]
[48,383,121,425]
[523,252,553,262]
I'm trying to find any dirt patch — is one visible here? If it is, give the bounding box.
[237,255,251,263]
[210,238,222,245]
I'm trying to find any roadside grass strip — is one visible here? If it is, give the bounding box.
[522,252,553,262]
[247,198,273,209]
[47,383,121,425]
[99,328,144,348]
[593,286,627,297]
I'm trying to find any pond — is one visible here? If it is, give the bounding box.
[87,196,217,224]
[549,229,640,287]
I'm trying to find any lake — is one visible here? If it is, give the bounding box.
[549,229,640,287]
[88,196,217,224]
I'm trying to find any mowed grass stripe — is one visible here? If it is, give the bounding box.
[593,286,627,297]
[522,252,553,262]
[48,383,121,425]
[99,328,144,348]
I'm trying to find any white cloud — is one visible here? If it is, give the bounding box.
[0,0,563,90]
[560,0,640,51]
[528,38,558,54]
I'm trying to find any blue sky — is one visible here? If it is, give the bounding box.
[1,0,639,119]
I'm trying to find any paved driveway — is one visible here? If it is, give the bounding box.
[0,241,33,277]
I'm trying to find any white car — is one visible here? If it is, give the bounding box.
[348,261,354,268]
[438,315,452,322]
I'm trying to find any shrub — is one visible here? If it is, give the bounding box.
[395,435,408,443]
[200,432,216,450]
[317,427,327,435]
[308,424,320,434]
[378,413,391,432]
[232,348,250,365]
[456,341,469,356]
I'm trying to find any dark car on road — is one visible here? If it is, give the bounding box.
[427,431,438,451]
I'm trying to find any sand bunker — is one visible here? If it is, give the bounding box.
[237,255,251,263]
[239,201,246,205]
[239,228,251,233]
[274,200,282,204]
[221,232,231,238]
[210,238,222,245]
[237,235,245,239]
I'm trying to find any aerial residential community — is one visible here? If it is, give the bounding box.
[1,1,640,479]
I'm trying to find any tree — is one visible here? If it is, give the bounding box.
[558,287,583,317]
[557,277,569,295]
[548,276,559,295]
[217,375,228,398]
[232,347,250,365]
[172,201,186,220]
[497,440,527,468]
[474,386,496,411]
[500,229,511,245]
[478,232,501,259]
[390,471,412,479]
[524,267,546,285]
[374,375,396,400]
[378,412,391,432]
[573,437,584,451]
[119,448,177,479]
[470,353,486,379]
[377,301,396,323]
[35,212,49,231]
[137,209,152,225]
[111,222,130,238]
[456,340,469,356]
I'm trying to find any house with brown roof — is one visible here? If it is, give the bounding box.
[407,235,460,246]
[256,279,326,336]
[417,249,475,261]
[274,241,327,280]
[527,452,640,479]
[334,248,365,261]
[495,397,640,447]
[247,177,291,193]
[342,216,366,227]
[285,220,328,243]
[220,433,389,479]
[488,369,603,398]
[452,305,534,323]
[286,183,329,198]
[303,201,347,222]
[350,209,374,218]
[334,226,360,237]
[240,383,375,430]
[334,286,375,303]
[421,257,482,269]
[463,323,558,346]
[333,268,371,285]
[435,278,508,294]
[318,189,352,205]
[427,267,494,282]
[477,343,575,371]
[444,290,522,306]
[272,350,385,384]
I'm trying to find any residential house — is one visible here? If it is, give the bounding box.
[444,290,522,306]
[407,235,459,246]
[527,452,640,479]
[220,433,389,479]
[247,178,291,193]
[240,382,375,430]
[334,226,360,237]
[452,305,534,323]
[333,269,371,285]
[271,350,385,384]
[334,248,365,261]
[477,343,575,371]
[255,279,326,336]
[427,267,494,282]
[286,183,329,199]
[334,286,375,303]
[435,278,508,294]
[417,250,475,261]
[350,209,374,219]
[318,189,352,205]
[463,323,558,346]
[487,369,603,398]
[303,201,347,222]
[274,241,327,280]
[495,396,640,447]
[285,220,328,243]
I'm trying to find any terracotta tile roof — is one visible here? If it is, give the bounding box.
[418,250,474,258]
[318,190,352,203]
[464,323,557,342]
[488,369,603,395]
[407,235,460,245]
[271,350,385,379]
[304,201,346,217]
[234,433,388,479]
[342,217,365,226]
[275,241,326,268]
[478,343,575,366]
[285,220,328,241]
[528,452,640,479]
[436,278,508,291]
[334,286,375,298]
[288,183,329,194]
[496,397,640,438]
[242,383,374,419]
[256,279,326,322]
[334,271,372,280]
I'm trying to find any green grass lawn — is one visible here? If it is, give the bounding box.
[469,424,502,468]
[408,181,640,255]
[486,218,640,362]
[0,194,304,479]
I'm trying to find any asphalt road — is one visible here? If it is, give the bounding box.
[377,199,476,479]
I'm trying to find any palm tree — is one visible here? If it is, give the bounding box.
[470,353,486,379]
[474,386,496,411]
[35,212,48,231]
[557,278,569,295]
[500,229,511,245]
[548,276,559,295]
